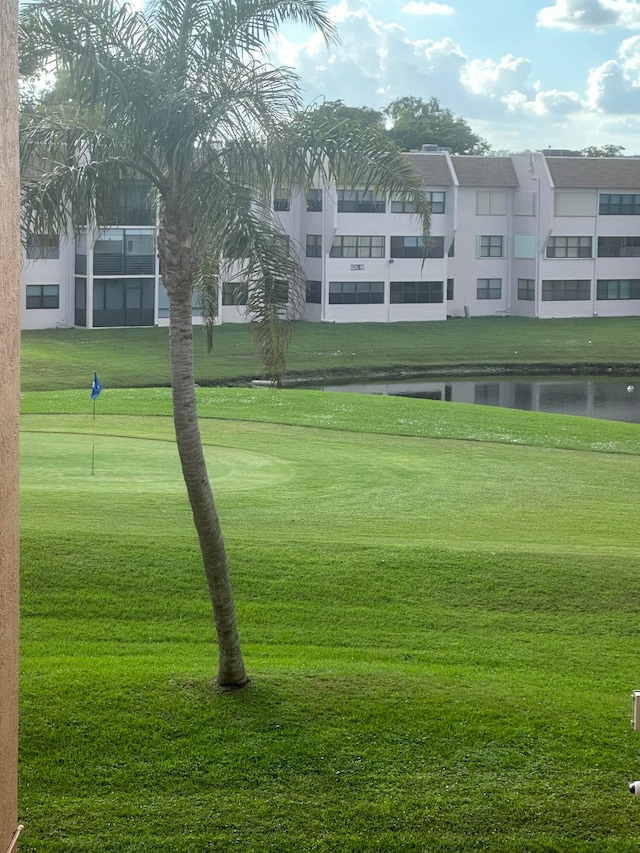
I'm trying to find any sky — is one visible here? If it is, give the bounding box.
[269,0,640,153]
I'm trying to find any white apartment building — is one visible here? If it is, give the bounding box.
[20,150,640,330]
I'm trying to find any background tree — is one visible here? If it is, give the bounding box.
[310,99,385,132]
[581,144,625,157]
[384,96,490,154]
[20,0,431,687]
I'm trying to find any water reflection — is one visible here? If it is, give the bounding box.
[321,377,640,424]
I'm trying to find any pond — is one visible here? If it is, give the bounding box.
[321,376,640,424]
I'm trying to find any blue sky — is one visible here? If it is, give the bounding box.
[271,0,640,153]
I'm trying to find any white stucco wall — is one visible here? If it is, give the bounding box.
[20,242,74,330]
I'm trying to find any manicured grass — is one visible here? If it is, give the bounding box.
[18,389,640,851]
[20,386,640,455]
[20,315,640,391]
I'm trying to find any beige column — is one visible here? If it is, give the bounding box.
[0,0,21,846]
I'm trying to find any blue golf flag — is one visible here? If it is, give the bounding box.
[91,372,102,400]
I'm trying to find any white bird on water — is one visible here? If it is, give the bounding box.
[627,385,635,392]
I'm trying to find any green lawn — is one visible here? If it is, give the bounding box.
[18,387,640,851]
[20,315,640,391]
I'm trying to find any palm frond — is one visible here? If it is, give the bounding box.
[166,0,337,59]
[269,106,432,243]
[193,252,220,352]
[21,0,429,387]
[20,0,153,112]
[21,110,167,236]
[186,168,305,381]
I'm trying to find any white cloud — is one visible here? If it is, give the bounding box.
[502,89,584,117]
[617,33,640,69]
[537,0,640,32]
[328,0,374,22]
[463,54,532,97]
[271,1,532,118]
[587,37,640,111]
[271,3,472,111]
[268,0,640,151]
[590,113,640,136]
[402,2,455,15]
[587,59,640,115]
[529,90,585,115]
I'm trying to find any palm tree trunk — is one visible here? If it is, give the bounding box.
[163,228,248,688]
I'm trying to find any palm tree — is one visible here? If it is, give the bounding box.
[20,0,431,687]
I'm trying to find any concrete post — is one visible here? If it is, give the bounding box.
[0,0,21,845]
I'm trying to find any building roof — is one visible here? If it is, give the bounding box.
[450,156,519,187]
[404,153,454,187]
[546,156,640,189]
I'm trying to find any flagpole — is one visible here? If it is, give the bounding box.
[90,372,101,475]
[91,397,96,475]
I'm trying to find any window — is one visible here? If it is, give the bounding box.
[392,191,445,214]
[597,237,640,257]
[597,279,640,300]
[391,197,418,214]
[517,279,535,301]
[75,278,86,326]
[270,233,290,254]
[478,235,504,258]
[75,232,87,274]
[273,189,290,212]
[306,189,323,212]
[476,191,507,215]
[93,278,155,326]
[329,281,384,304]
[427,237,445,258]
[330,235,385,258]
[94,233,125,275]
[599,193,640,215]
[124,231,156,274]
[93,229,155,275]
[222,282,248,305]
[391,198,418,213]
[390,281,443,304]
[234,232,286,259]
[426,192,445,214]
[545,236,592,258]
[265,279,289,306]
[223,280,287,307]
[555,192,596,217]
[26,284,59,309]
[26,234,59,260]
[390,236,444,259]
[158,282,201,320]
[97,182,154,226]
[447,278,454,300]
[337,189,386,213]
[541,280,590,301]
[224,234,249,260]
[306,234,322,258]
[514,235,536,259]
[306,280,322,304]
[477,278,502,300]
